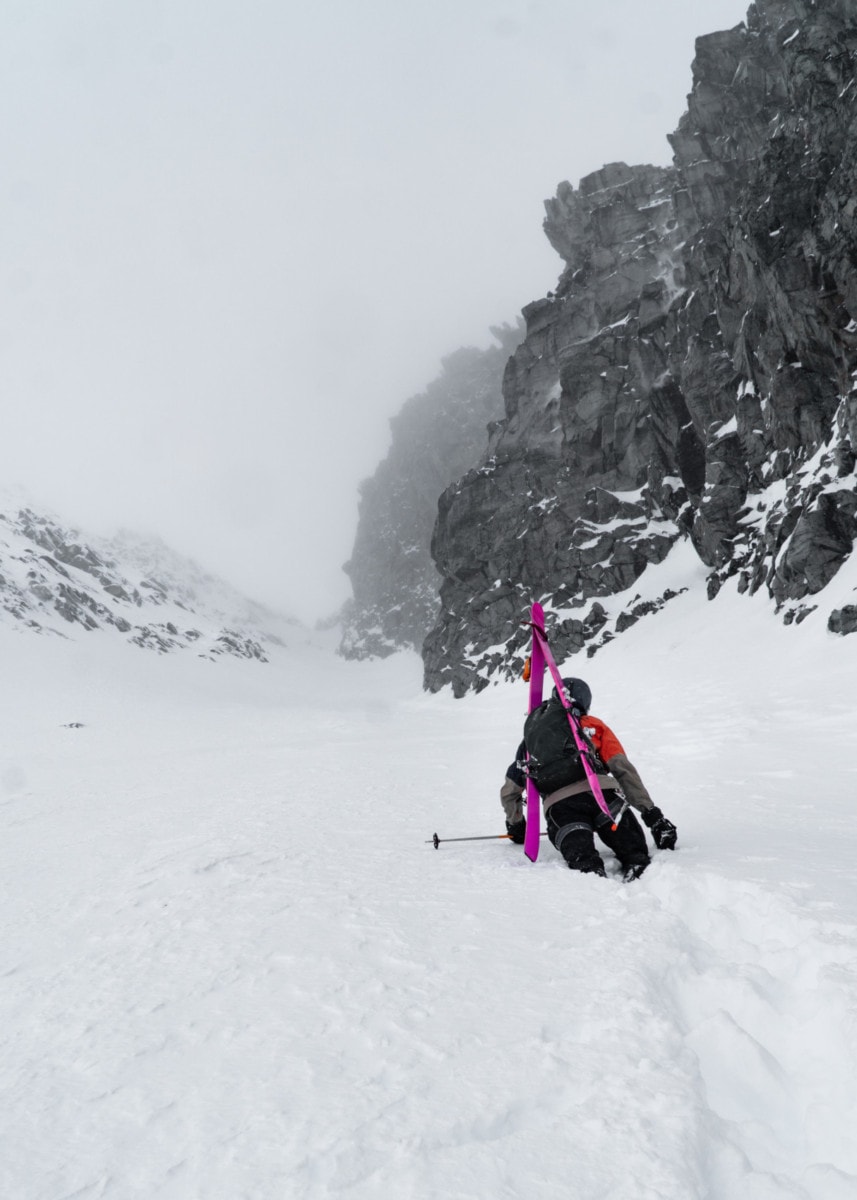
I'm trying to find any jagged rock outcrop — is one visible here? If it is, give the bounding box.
[340,324,522,658]
[425,163,685,692]
[0,500,299,659]
[425,0,857,695]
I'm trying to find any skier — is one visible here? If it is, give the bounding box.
[501,676,677,880]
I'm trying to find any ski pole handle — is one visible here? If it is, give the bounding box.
[610,798,630,832]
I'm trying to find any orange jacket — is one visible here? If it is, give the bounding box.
[576,714,625,765]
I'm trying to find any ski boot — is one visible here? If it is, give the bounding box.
[566,853,607,878]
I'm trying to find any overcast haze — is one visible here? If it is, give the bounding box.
[1,0,750,622]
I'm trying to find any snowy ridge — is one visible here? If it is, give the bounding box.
[2,579,856,1197]
[457,516,857,693]
[0,496,301,660]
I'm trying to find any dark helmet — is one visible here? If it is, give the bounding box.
[552,676,592,714]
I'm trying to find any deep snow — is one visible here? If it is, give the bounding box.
[2,563,857,1199]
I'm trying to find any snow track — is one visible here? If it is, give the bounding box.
[2,589,857,1199]
[629,870,857,1198]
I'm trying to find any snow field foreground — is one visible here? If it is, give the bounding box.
[1,584,857,1200]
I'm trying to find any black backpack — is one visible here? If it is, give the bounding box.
[523,698,596,794]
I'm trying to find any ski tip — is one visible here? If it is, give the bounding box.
[530,602,546,634]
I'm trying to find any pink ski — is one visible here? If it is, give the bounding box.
[530,618,615,825]
[523,602,547,861]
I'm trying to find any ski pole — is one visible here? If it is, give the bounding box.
[426,831,549,849]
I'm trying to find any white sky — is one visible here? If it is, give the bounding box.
[1,0,751,621]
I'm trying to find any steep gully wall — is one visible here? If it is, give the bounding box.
[422,0,857,693]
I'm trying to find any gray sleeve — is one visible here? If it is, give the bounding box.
[605,753,654,813]
[501,776,525,823]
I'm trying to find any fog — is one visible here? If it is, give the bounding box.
[1,0,750,622]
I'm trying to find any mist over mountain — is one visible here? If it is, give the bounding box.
[343,0,857,694]
[339,321,523,659]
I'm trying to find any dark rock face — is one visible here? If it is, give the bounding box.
[0,504,296,659]
[340,325,522,659]
[426,162,688,695]
[425,0,857,694]
[829,604,857,636]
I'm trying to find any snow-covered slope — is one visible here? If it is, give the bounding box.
[2,568,856,1199]
[0,495,302,660]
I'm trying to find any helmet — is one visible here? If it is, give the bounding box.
[552,676,592,714]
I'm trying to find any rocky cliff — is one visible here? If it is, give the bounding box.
[0,497,300,659]
[340,324,522,659]
[425,0,857,694]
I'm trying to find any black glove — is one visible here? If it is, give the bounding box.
[506,818,526,845]
[642,806,677,850]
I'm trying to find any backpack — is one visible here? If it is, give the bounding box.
[523,698,596,794]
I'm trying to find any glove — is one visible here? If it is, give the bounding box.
[642,806,677,850]
[506,818,526,845]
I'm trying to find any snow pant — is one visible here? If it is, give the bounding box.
[546,792,649,872]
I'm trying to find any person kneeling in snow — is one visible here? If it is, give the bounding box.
[501,676,677,880]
